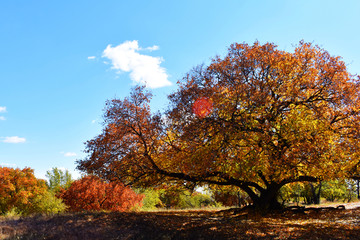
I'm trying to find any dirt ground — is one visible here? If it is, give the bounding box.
[1,203,360,240]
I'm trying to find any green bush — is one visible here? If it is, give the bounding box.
[29,190,67,214]
[140,188,163,210]
[138,187,220,210]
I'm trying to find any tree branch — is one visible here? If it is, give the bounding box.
[280,176,318,186]
[257,171,270,187]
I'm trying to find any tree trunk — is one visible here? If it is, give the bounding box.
[237,191,241,208]
[310,182,322,204]
[243,184,282,212]
[238,176,318,212]
[302,182,321,205]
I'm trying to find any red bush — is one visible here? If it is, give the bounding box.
[58,175,143,212]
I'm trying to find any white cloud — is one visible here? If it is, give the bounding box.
[102,40,172,89]
[0,116,5,121]
[63,152,77,157]
[2,136,26,143]
[87,56,96,60]
[0,107,6,113]
[145,45,159,51]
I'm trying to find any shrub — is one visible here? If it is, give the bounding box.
[58,175,144,212]
[30,190,67,214]
[138,188,163,210]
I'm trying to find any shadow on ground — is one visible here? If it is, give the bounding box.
[1,207,360,239]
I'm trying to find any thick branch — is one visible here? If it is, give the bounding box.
[280,176,318,186]
[257,171,270,187]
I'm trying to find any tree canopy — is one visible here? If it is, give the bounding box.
[77,41,360,210]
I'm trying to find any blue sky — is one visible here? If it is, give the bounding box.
[0,0,359,180]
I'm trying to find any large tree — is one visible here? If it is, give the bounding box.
[77,41,360,210]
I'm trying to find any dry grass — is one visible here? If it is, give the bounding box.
[1,205,360,239]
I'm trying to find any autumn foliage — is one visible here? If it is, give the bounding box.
[0,167,48,214]
[78,41,360,211]
[192,97,213,118]
[58,175,143,212]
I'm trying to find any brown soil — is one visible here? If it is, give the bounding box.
[1,206,360,239]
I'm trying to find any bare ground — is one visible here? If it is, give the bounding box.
[1,203,360,240]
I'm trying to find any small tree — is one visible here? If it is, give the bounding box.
[344,179,357,202]
[46,167,73,193]
[301,182,322,205]
[321,179,348,202]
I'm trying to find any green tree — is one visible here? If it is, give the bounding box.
[190,192,219,208]
[278,183,303,205]
[46,167,73,193]
[321,179,347,202]
[158,188,218,209]
[344,179,357,202]
[301,182,322,205]
[137,188,163,210]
